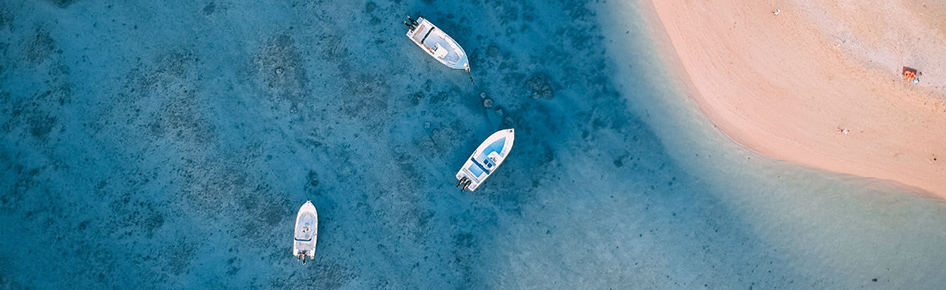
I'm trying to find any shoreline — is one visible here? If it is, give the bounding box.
[647,0,946,198]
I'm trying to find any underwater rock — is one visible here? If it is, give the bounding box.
[503,116,515,126]
[26,29,56,65]
[43,0,76,9]
[526,72,554,100]
[202,2,215,15]
[0,8,10,31]
[28,114,56,139]
[486,45,500,58]
[253,34,308,108]
[482,98,493,109]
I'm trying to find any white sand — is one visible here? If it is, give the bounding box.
[650,0,946,197]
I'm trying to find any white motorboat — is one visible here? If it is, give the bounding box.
[292,200,318,264]
[456,129,515,192]
[404,16,473,82]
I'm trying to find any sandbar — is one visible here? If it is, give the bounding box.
[649,0,946,197]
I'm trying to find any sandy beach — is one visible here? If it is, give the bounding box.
[650,0,946,197]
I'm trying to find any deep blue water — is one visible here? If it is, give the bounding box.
[1,0,944,289]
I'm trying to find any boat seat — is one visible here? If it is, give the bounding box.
[483,156,496,169]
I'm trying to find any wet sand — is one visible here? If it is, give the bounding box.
[650,0,946,197]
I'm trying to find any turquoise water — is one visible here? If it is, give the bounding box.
[1,0,944,289]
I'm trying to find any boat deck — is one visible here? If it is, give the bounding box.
[409,21,464,66]
[294,212,317,241]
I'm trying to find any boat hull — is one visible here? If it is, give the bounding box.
[292,201,318,261]
[405,17,470,70]
[456,129,515,192]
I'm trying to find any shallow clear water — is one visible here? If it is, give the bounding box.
[1,0,943,289]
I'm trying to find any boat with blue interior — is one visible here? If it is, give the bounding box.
[456,129,515,192]
[292,200,318,264]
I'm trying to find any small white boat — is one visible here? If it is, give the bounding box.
[292,200,318,264]
[404,16,473,82]
[456,129,515,192]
